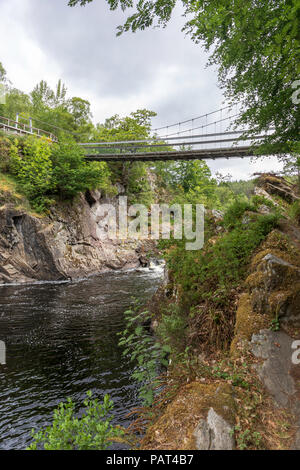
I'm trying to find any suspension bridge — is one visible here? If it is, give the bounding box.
[80,106,274,161]
[0,107,275,161]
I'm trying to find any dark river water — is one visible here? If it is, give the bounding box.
[0,266,163,450]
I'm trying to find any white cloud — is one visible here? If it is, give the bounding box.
[0,0,61,93]
[208,156,284,181]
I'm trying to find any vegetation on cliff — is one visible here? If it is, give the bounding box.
[117,173,300,450]
[0,133,112,212]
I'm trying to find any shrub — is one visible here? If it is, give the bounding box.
[163,204,280,350]
[2,135,114,211]
[27,391,123,450]
[118,302,170,406]
[156,303,187,354]
[168,212,279,299]
[126,162,154,206]
[51,139,110,199]
[10,136,54,210]
[0,136,13,172]
[289,201,300,225]
[251,195,274,209]
[222,198,255,229]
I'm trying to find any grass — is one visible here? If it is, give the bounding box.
[0,171,42,216]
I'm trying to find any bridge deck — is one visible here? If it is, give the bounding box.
[84,146,256,162]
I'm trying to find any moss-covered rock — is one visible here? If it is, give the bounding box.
[141,382,236,450]
[230,293,268,358]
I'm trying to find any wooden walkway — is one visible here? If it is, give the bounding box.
[84,145,255,162]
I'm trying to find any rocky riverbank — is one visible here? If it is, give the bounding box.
[141,174,300,450]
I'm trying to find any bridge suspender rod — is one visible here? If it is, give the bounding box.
[79,134,270,151]
[152,105,232,132]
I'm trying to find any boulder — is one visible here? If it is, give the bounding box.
[255,174,299,204]
[193,407,234,450]
[247,253,300,325]
[251,329,300,449]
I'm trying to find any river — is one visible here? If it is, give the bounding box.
[0,266,163,450]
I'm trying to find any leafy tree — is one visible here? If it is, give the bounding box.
[53,79,68,107]
[31,80,57,110]
[176,160,213,194]
[92,108,156,142]
[92,109,158,205]
[69,0,300,149]
[0,61,7,83]
[0,71,94,141]
[68,97,92,128]
[0,88,32,121]
[153,159,217,206]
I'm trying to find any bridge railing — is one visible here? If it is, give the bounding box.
[79,129,273,157]
[0,115,58,142]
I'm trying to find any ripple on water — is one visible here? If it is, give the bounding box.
[0,267,163,450]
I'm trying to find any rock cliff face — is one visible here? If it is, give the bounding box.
[0,187,154,284]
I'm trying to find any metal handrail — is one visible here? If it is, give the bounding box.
[0,115,58,142]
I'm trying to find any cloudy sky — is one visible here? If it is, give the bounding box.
[0,0,283,179]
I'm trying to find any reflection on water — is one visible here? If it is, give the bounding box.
[0,267,163,450]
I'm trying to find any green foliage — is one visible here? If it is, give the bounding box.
[270,315,281,332]
[222,199,255,229]
[165,204,280,310]
[1,135,112,212]
[251,195,275,210]
[118,301,170,406]
[0,61,7,83]
[231,426,263,450]
[92,109,156,143]
[50,139,111,199]
[90,109,159,205]
[211,362,250,389]
[27,391,123,450]
[0,136,14,173]
[153,159,218,208]
[10,136,54,211]
[288,200,300,224]
[270,305,281,332]
[156,303,187,355]
[0,69,94,141]
[213,177,256,210]
[126,161,153,205]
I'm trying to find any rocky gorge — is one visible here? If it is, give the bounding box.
[0,184,156,285]
[1,170,300,451]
